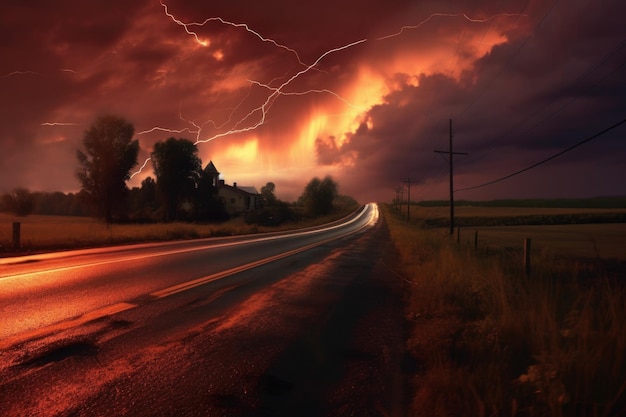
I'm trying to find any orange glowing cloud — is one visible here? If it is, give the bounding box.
[2,1,624,202]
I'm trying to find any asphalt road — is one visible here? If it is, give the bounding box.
[0,203,408,416]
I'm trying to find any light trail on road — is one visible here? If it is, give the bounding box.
[0,204,378,346]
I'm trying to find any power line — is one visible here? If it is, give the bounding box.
[434,119,468,234]
[456,117,626,193]
[464,36,626,167]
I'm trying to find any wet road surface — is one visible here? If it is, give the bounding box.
[0,206,408,416]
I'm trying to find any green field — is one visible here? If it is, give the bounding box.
[395,206,626,261]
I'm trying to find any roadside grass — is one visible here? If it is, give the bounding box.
[0,209,356,256]
[381,204,626,416]
[465,223,626,261]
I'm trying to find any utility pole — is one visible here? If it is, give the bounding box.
[434,119,468,235]
[393,186,404,212]
[401,178,415,222]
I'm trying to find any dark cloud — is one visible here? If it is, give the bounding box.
[1,0,625,202]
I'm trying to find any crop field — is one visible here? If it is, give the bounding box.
[395,205,626,261]
[427,205,626,218]
[382,204,626,416]
[464,223,626,261]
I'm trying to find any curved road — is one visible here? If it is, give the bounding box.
[0,204,378,343]
[0,203,408,416]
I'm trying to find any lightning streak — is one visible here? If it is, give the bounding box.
[137,126,196,136]
[2,70,41,78]
[377,13,526,40]
[41,122,79,126]
[159,0,310,68]
[131,158,152,179]
[247,79,365,111]
[130,4,524,179]
[193,38,368,145]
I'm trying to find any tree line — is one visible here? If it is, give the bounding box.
[1,114,355,223]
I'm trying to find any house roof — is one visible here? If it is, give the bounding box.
[238,186,259,195]
[203,160,219,174]
[220,184,259,196]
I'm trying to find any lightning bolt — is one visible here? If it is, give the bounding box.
[132,157,152,180]
[41,122,79,126]
[130,4,524,179]
[3,69,79,80]
[2,70,41,78]
[59,68,78,74]
[248,79,365,112]
[377,12,527,41]
[159,0,311,68]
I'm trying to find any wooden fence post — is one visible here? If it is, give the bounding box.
[523,238,531,276]
[13,222,21,251]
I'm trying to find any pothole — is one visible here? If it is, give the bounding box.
[17,340,99,368]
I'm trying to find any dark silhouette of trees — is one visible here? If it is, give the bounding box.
[76,114,139,223]
[1,188,35,216]
[128,177,160,221]
[194,169,228,222]
[260,182,278,207]
[151,137,201,222]
[299,176,339,216]
[32,191,90,216]
[245,182,293,226]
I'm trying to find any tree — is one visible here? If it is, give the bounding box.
[151,137,201,221]
[1,188,34,216]
[76,114,139,223]
[245,181,293,226]
[128,176,160,221]
[260,182,277,207]
[299,175,338,216]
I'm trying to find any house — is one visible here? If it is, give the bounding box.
[203,161,259,216]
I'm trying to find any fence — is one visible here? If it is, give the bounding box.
[456,227,532,275]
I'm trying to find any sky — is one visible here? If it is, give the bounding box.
[1,0,625,203]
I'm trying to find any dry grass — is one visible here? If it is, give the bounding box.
[0,210,353,255]
[382,204,626,417]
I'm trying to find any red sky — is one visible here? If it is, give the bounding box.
[1,0,625,203]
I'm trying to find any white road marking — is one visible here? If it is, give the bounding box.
[0,204,378,350]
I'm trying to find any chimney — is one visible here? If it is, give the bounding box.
[219,179,225,186]
[233,182,237,188]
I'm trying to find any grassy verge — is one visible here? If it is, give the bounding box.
[381,204,626,416]
[467,223,626,261]
[0,209,356,256]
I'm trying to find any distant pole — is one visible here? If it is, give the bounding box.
[524,238,532,276]
[435,119,468,235]
[394,187,404,212]
[401,178,416,222]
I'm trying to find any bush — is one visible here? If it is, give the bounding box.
[2,188,35,216]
